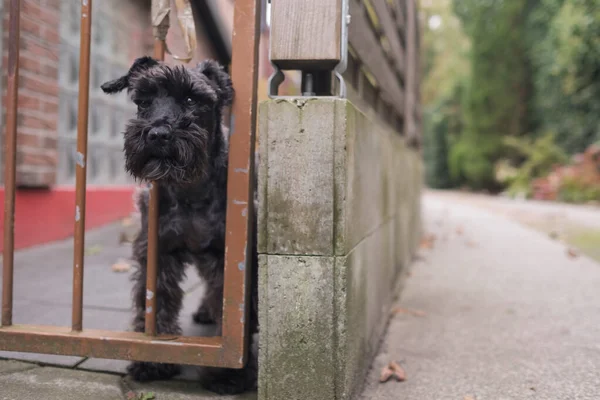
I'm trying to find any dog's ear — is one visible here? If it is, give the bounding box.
[101,56,159,94]
[197,60,234,106]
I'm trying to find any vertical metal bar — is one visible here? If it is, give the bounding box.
[222,0,260,367]
[144,39,165,337]
[2,0,21,327]
[71,0,93,332]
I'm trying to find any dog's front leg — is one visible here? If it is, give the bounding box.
[127,240,187,381]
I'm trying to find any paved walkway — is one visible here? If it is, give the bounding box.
[0,221,255,399]
[359,193,600,400]
[3,193,600,399]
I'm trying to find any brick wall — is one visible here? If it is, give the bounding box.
[2,0,60,187]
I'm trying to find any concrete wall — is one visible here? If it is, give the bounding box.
[257,98,422,400]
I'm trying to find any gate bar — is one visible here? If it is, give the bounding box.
[220,0,260,367]
[0,324,225,366]
[1,0,21,327]
[72,0,93,332]
[144,38,166,336]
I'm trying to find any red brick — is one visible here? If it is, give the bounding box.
[17,149,57,168]
[19,113,57,131]
[41,26,60,45]
[41,100,59,114]
[43,63,59,78]
[38,6,59,25]
[16,132,41,147]
[19,74,59,97]
[15,169,55,188]
[21,1,41,20]
[17,93,42,111]
[20,15,42,37]
[21,38,59,63]
[19,53,45,76]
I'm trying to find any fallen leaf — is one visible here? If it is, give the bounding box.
[140,393,156,400]
[85,245,103,256]
[125,392,137,400]
[111,260,132,273]
[567,248,579,259]
[388,361,406,381]
[380,361,406,383]
[391,307,426,317]
[420,234,436,249]
[379,365,394,382]
[456,226,464,235]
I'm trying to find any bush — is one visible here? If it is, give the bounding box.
[530,143,600,203]
[500,133,568,197]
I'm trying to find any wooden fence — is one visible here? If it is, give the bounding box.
[343,0,421,146]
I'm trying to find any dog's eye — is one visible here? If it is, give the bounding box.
[136,100,151,109]
[185,97,196,106]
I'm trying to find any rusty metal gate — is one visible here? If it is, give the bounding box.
[0,0,259,368]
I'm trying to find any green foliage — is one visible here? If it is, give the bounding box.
[528,0,600,154]
[423,108,452,189]
[422,0,600,193]
[448,135,501,190]
[558,178,600,203]
[501,133,569,196]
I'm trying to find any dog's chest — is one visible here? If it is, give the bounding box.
[163,193,226,253]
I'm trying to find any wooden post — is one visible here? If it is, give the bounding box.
[270,0,343,71]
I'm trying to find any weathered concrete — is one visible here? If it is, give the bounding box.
[124,376,257,400]
[258,98,421,400]
[258,255,336,400]
[0,364,124,400]
[0,359,257,400]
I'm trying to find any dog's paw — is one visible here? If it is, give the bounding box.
[202,369,256,395]
[127,361,180,382]
[192,308,215,324]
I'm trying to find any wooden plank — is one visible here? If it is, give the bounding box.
[403,0,418,146]
[348,0,404,113]
[394,0,405,31]
[270,0,342,70]
[371,0,405,75]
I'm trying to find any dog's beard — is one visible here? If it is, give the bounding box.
[123,120,210,184]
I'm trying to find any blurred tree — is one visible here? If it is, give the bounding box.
[528,0,600,154]
[450,0,533,190]
[421,0,600,193]
[420,0,469,188]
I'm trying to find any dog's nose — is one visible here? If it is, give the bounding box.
[147,127,171,143]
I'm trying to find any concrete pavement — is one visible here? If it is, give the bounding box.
[359,193,600,399]
[0,221,255,399]
[3,192,600,399]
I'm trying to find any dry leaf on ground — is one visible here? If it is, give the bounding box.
[567,248,579,259]
[391,307,426,317]
[420,234,436,249]
[111,260,132,273]
[379,361,406,383]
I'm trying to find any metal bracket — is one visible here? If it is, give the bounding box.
[267,0,350,99]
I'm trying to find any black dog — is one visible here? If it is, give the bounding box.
[101,56,258,395]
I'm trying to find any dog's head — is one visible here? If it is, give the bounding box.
[101,56,233,184]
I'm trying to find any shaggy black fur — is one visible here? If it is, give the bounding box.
[101,56,258,395]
